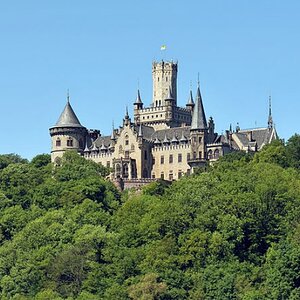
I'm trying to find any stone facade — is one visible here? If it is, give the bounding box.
[50,60,278,181]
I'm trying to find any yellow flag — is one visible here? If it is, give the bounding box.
[160,45,166,51]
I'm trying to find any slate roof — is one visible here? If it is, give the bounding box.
[53,101,83,128]
[191,86,207,130]
[233,127,275,150]
[151,126,191,142]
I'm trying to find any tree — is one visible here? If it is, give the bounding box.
[286,134,300,169]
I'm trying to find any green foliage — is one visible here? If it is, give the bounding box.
[1,136,300,298]
[30,154,51,168]
[286,133,300,169]
[0,154,28,170]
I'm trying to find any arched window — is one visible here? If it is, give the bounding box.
[123,164,129,178]
[116,164,121,178]
[56,138,61,147]
[119,145,123,153]
[208,150,213,159]
[67,138,73,147]
[214,149,220,159]
[131,144,135,151]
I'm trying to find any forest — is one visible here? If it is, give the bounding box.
[0,135,300,299]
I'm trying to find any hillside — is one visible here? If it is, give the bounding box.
[0,136,300,299]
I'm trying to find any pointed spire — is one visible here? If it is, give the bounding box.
[138,123,143,137]
[165,85,174,100]
[92,142,98,152]
[154,135,161,144]
[134,89,142,104]
[84,139,90,152]
[268,95,273,129]
[54,95,83,128]
[100,141,107,151]
[125,106,129,119]
[191,82,207,130]
[180,131,187,143]
[111,121,116,140]
[186,89,194,107]
[171,132,178,143]
[163,133,169,144]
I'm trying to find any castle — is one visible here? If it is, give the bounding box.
[49,60,277,185]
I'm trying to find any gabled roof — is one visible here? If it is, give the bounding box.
[54,101,83,128]
[191,86,207,130]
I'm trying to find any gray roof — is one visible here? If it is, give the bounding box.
[191,86,207,130]
[187,90,194,105]
[54,101,83,128]
[151,127,191,142]
[134,89,143,104]
[235,127,276,150]
[94,135,111,148]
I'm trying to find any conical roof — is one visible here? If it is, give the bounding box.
[134,89,143,104]
[54,100,83,128]
[191,85,207,130]
[187,90,194,105]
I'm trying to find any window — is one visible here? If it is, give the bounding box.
[125,140,129,146]
[187,153,190,160]
[214,149,220,159]
[152,174,155,179]
[106,161,110,168]
[67,138,73,147]
[208,150,213,159]
[125,151,129,158]
[169,171,173,181]
[119,145,123,152]
[158,77,160,82]
[199,137,202,143]
[166,76,168,82]
[199,151,202,159]
[161,172,164,179]
[161,155,164,164]
[56,139,61,147]
[131,144,135,151]
[169,154,173,164]
[178,153,182,163]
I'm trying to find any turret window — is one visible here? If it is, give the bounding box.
[56,138,61,147]
[67,138,73,147]
[169,154,173,163]
[161,155,164,164]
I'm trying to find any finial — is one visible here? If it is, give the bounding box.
[197,73,200,88]
[190,80,192,91]
[67,89,70,103]
[125,106,129,118]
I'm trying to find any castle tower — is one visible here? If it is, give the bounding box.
[152,60,177,107]
[49,96,87,163]
[188,84,208,170]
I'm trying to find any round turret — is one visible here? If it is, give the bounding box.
[49,98,87,164]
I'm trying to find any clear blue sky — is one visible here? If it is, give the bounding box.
[0,1,299,159]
